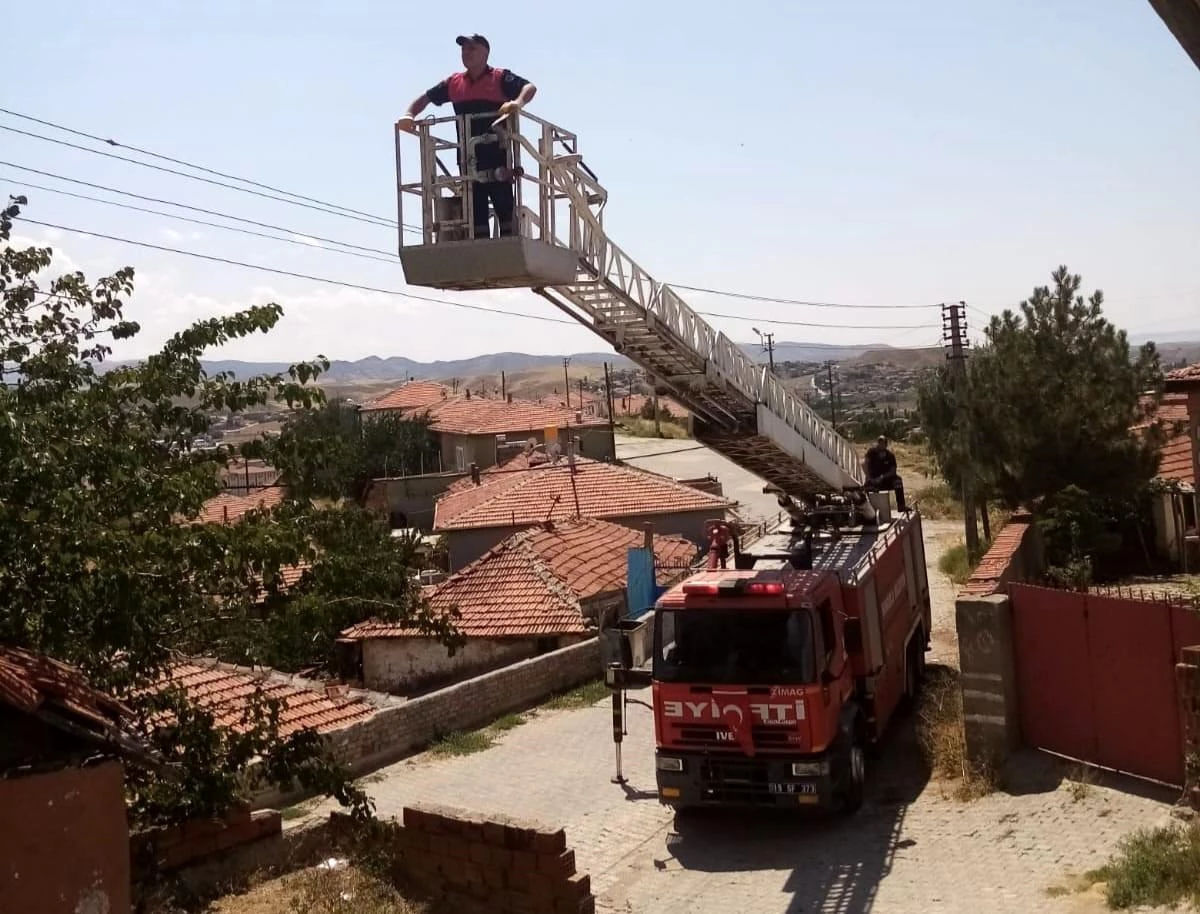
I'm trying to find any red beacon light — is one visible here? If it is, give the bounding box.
[681,579,786,597]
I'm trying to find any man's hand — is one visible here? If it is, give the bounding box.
[395,115,417,134]
[498,101,521,117]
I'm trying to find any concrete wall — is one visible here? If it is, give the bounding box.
[364,471,468,531]
[439,425,615,473]
[954,515,1044,773]
[0,759,132,914]
[252,638,603,808]
[362,637,539,694]
[444,508,719,572]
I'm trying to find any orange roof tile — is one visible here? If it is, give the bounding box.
[344,517,699,640]
[360,380,452,412]
[0,646,131,733]
[1159,434,1195,486]
[423,397,610,436]
[1132,393,1194,485]
[195,486,287,525]
[160,661,376,737]
[1166,363,1200,387]
[960,517,1034,597]
[433,458,733,532]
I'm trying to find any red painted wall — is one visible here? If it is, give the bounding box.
[0,759,131,914]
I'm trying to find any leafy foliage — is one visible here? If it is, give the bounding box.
[263,398,441,501]
[917,266,1165,568]
[0,197,454,826]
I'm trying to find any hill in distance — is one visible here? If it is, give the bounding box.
[105,331,1200,383]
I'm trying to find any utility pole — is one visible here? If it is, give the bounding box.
[825,361,838,432]
[562,357,571,409]
[603,362,617,440]
[753,327,776,374]
[578,378,586,412]
[943,301,980,556]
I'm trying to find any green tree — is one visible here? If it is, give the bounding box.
[266,399,440,501]
[916,266,1165,568]
[0,197,454,827]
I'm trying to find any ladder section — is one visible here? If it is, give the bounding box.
[395,111,864,496]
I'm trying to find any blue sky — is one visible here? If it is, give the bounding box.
[4,0,1199,364]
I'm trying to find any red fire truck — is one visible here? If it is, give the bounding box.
[615,488,931,815]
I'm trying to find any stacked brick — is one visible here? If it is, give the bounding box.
[960,512,1037,597]
[1177,645,1200,807]
[130,807,282,872]
[399,803,595,914]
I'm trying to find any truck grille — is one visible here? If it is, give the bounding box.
[698,756,776,805]
[674,725,798,751]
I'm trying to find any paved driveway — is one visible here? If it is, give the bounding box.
[303,514,1177,912]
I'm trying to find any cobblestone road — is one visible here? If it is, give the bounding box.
[306,520,1178,912]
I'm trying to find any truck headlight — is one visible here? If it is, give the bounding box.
[656,756,684,772]
[791,761,828,777]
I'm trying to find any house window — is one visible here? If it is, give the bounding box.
[455,445,466,472]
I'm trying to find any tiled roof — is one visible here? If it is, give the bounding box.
[1132,393,1194,485]
[361,380,452,412]
[344,517,699,640]
[433,457,733,531]
[0,646,130,733]
[424,397,610,436]
[160,661,376,737]
[1160,434,1195,486]
[1166,363,1200,387]
[195,486,287,525]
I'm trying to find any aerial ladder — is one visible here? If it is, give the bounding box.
[394,111,876,517]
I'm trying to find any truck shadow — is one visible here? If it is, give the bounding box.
[663,706,932,914]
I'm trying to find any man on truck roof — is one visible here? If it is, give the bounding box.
[863,434,907,512]
[395,34,538,240]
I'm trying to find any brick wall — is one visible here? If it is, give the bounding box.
[331,804,595,914]
[131,807,282,874]
[252,638,602,807]
[960,511,1042,596]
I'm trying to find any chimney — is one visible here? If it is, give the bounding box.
[507,393,513,403]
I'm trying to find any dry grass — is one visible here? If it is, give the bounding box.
[542,678,609,711]
[915,666,1001,801]
[1066,761,1099,803]
[203,865,426,914]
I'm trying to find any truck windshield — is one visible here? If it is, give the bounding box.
[653,608,817,685]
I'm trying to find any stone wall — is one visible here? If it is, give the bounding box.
[330,804,595,914]
[253,637,602,808]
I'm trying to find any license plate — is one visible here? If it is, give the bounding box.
[769,782,817,795]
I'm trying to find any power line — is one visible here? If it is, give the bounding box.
[1,162,399,257]
[12,216,578,326]
[668,282,940,310]
[0,122,404,231]
[0,106,406,228]
[2,110,944,323]
[694,309,929,331]
[7,192,935,332]
[1,173,398,265]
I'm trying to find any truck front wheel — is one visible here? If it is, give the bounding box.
[838,734,866,815]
